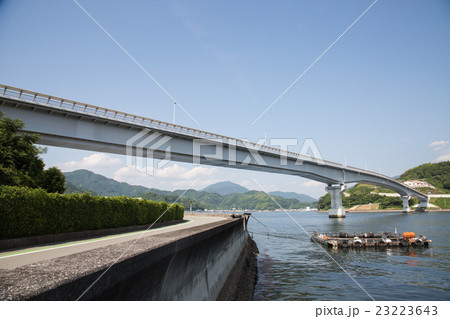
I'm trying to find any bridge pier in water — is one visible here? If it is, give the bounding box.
[401,195,411,213]
[417,197,429,212]
[326,184,346,218]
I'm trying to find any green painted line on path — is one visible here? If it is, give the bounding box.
[0,219,193,259]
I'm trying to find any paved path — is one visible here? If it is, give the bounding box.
[0,215,226,270]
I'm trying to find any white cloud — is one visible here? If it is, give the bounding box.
[429,140,449,148]
[239,177,326,198]
[57,153,123,175]
[299,180,326,198]
[301,180,323,188]
[240,180,257,190]
[113,163,221,190]
[154,164,218,180]
[436,153,450,163]
[113,166,154,187]
[429,140,450,162]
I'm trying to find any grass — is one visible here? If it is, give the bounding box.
[430,198,450,209]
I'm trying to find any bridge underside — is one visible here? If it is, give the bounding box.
[1,93,428,218]
[36,133,337,184]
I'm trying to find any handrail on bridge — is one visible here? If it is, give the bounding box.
[0,84,341,166]
[0,83,427,200]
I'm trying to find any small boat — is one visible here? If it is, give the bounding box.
[310,231,431,249]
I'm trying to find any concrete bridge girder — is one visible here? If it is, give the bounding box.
[3,101,344,182]
[0,93,428,218]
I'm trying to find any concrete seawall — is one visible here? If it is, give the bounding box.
[0,214,258,301]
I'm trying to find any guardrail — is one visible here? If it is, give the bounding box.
[0,84,341,166]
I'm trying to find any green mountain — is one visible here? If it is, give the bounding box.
[64,169,148,197]
[202,182,318,203]
[140,189,316,211]
[399,161,450,191]
[318,161,450,210]
[318,183,405,210]
[64,181,98,195]
[268,191,317,203]
[202,181,249,195]
[399,161,450,209]
[63,170,317,211]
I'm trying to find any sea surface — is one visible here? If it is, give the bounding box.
[246,211,450,301]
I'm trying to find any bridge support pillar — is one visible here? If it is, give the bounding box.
[401,196,411,213]
[416,200,427,212]
[326,184,346,218]
[416,195,429,212]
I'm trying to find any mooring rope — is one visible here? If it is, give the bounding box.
[251,231,303,241]
[250,214,279,234]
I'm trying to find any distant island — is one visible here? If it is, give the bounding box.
[64,170,318,211]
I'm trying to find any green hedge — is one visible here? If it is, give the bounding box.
[0,186,184,239]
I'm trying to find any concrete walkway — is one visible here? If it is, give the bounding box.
[0,215,226,270]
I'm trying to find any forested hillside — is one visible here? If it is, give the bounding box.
[65,169,148,196]
[202,181,248,195]
[64,170,317,211]
[399,161,450,191]
[140,189,316,211]
[318,184,405,210]
[318,161,450,210]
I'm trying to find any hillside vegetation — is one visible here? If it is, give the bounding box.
[0,186,183,240]
[65,170,317,211]
[268,191,317,202]
[0,112,65,193]
[202,181,248,195]
[0,113,183,240]
[65,169,148,196]
[140,189,316,211]
[318,161,450,210]
[318,184,406,210]
[64,181,98,195]
[399,161,450,191]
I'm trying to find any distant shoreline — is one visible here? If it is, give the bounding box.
[317,209,450,213]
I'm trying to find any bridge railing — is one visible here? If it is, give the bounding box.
[345,165,399,182]
[1,84,347,167]
[0,84,429,199]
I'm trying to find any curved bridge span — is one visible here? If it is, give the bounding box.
[0,84,428,217]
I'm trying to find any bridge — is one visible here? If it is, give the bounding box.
[0,84,428,217]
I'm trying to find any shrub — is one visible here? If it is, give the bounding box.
[0,186,184,239]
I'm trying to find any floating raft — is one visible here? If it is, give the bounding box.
[310,231,431,249]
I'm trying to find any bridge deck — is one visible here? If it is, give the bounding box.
[0,83,427,201]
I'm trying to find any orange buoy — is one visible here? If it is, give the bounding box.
[403,232,416,239]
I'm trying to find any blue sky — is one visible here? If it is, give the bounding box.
[0,0,449,198]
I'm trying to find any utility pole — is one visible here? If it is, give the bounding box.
[173,102,176,124]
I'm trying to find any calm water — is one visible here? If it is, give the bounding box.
[247,211,450,301]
